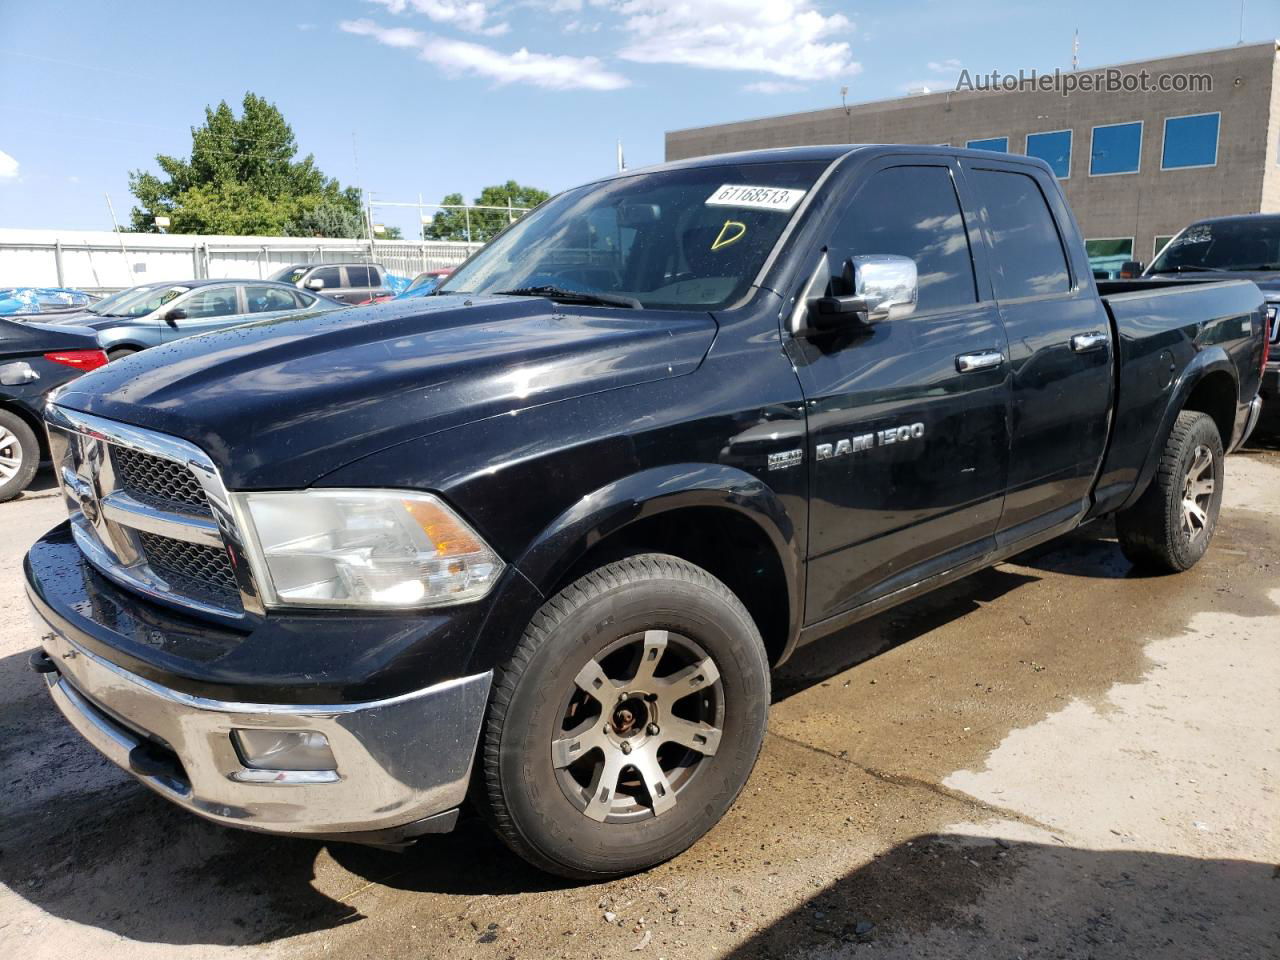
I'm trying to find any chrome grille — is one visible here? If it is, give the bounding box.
[112,446,211,515]
[1267,302,1279,345]
[45,404,258,621]
[137,532,242,613]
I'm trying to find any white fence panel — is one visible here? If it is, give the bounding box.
[0,229,480,292]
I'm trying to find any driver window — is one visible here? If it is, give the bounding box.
[830,165,977,313]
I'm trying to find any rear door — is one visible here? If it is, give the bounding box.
[791,157,1012,624]
[243,284,305,322]
[960,159,1113,544]
[342,265,376,304]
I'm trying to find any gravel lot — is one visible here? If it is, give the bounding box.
[1,442,1277,960]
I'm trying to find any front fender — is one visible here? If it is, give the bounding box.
[513,462,805,655]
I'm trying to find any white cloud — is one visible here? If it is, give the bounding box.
[367,0,502,34]
[744,80,805,94]
[928,58,963,74]
[0,149,18,180]
[340,18,629,90]
[615,0,859,81]
[564,18,602,33]
[297,22,318,31]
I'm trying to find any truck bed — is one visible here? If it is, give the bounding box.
[1091,277,1265,515]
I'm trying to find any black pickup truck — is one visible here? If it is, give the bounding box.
[25,146,1266,880]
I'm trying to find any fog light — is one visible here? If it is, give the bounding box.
[232,729,336,771]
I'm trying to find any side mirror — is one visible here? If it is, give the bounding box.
[807,255,918,332]
[164,307,186,325]
[1118,260,1144,279]
[306,277,326,291]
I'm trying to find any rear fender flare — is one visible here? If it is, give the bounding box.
[1119,347,1237,511]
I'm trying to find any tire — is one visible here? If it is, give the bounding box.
[479,553,770,879]
[0,410,39,502]
[1116,410,1224,572]
[107,347,138,362]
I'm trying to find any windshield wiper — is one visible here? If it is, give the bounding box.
[496,285,641,309]
[1151,264,1224,274]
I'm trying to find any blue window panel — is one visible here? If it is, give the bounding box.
[1090,122,1143,175]
[1162,113,1219,169]
[967,137,1009,152]
[1026,130,1072,178]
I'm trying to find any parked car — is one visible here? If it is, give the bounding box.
[38,278,340,359]
[0,318,106,500]
[26,145,1266,879]
[1146,213,1279,411]
[270,262,391,305]
[396,269,453,299]
[0,287,100,317]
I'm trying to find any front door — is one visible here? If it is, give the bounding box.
[789,159,1011,625]
[960,160,1113,543]
[162,285,244,342]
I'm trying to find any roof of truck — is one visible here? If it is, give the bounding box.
[593,143,1051,184]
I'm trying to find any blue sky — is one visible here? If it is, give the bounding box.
[1,0,1276,235]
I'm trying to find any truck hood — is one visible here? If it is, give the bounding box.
[53,295,717,488]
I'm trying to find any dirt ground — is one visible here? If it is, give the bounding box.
[1,440,1277,960]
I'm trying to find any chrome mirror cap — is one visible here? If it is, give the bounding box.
[851,254,918,323]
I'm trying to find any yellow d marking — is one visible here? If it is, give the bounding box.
[711,220,747,251]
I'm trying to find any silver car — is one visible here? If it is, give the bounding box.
[38,279,341,360]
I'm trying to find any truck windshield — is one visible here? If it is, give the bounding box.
[1149,219,1280,273]
[439,160,828,310]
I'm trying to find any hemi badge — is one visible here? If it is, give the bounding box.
[767,449,803,471]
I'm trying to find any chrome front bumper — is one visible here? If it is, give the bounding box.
[32,606,491,841]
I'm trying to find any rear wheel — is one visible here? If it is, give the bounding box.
[0,410,39,502]
[1116,410,1224,572]
[107,347,138,362]
[478,554,770,879]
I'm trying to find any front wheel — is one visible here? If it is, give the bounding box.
[1116,410,1224,572]
[478,554,770,879]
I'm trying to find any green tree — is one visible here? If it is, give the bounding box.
[422,181,549,242]
[128,92,365,237]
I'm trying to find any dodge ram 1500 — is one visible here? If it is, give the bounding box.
[26,145,1266,879]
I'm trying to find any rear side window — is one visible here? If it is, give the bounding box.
[345,265,372,287]
[244,286,299,313]
[831,165,977,313]
[971,169,1071,299]
[311,266,342,289]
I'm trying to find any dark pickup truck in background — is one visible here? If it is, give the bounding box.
[25,145,1266,880]
[1144,213,1280,413]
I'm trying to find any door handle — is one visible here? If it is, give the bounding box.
[1070,331,1108,353]
[955,350,1005,373]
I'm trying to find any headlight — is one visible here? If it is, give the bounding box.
[233,489,503,609]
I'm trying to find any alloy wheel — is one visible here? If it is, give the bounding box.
[553,629,724,823]
[1180,444,1215,542]
[0,425,23,484]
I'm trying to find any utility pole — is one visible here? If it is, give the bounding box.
[617,139,626,173]
[1072,29,1079,70]
[104,193,134,285]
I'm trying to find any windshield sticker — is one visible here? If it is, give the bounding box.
[711,220,747,251]
[706,184,806,212]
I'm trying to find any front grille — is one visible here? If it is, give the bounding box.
[112,446,211,515]
[137,532,243,614]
